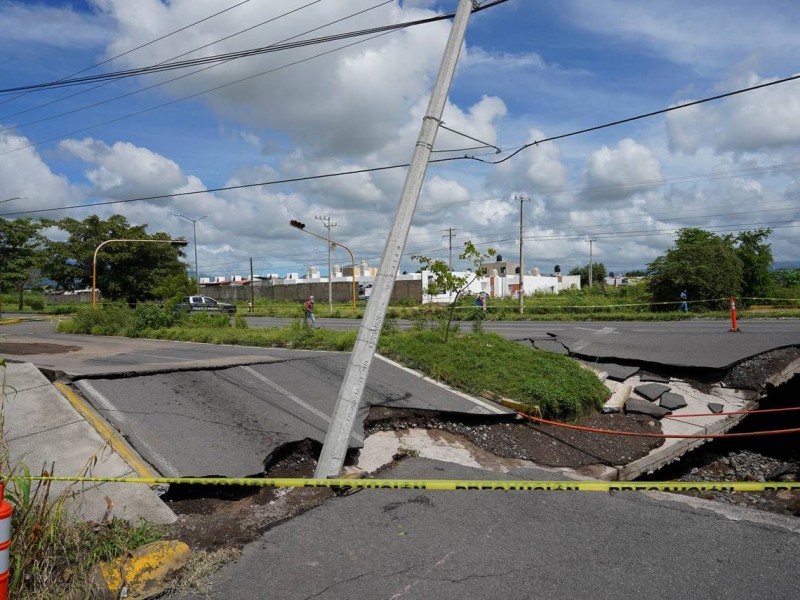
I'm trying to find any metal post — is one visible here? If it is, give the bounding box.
[516,195,529,314]
[176,214,207,293]
[315,216,337,313]
[289,221,356,313]
[585,237,597,287]
[250,257,255,310]
[314,0,475,479]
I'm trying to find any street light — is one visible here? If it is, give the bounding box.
[92,238,189,309]
[175,214,208,293]
[289,219,357,314]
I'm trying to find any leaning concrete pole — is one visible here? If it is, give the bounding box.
[314,0,476,479]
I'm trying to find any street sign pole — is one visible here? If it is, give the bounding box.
[314,0,476,478]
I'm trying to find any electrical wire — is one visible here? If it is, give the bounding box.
[468,73,800,165]
[0,0,253,110]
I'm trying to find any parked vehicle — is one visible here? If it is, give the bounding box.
[358,284,373,300]
[175,295,236,314]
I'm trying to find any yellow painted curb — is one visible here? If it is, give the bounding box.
[0,319,22,326]
[55,382,159,479]
[480,390,527,412]
[97,540,190,599]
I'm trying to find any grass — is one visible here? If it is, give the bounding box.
[379,329,608,419]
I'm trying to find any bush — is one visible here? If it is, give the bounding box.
[25,296,44,311]
[59,304,133,335]
[132,304,175,334]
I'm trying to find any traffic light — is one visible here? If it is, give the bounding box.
[289,219,306,230]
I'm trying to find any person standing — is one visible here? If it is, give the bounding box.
[304,295,317,329]
[679,290,689,312]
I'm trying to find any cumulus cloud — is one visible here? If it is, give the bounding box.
[0,129,76,215]
[59,138,189,199]
[581,138,663,203]
[667,73,800,155]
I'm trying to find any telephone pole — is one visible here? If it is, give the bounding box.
[442,227,460,269]
[515,195,529,314]
[315,215,337,313]
[585,237,597,287]
[314,0,476,479]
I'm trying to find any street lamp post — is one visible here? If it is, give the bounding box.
[175,214,207,293]
[289,220,357,314]
[92,238,188,309]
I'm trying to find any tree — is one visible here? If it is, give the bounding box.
[647,228,742,310]
[0,218,47,310]
[568,262,607,288]
[728,227,773,300]
[42,214,189,304]
[413,241,496,342]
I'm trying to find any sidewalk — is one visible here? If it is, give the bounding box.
[1,361,175,524]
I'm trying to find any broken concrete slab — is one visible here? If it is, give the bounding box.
[602,383,632,414]
[600,363,640,382]
[634,383,671,401]
[659,392,688,410]
[625,396,671,419]
[640,373,669,383]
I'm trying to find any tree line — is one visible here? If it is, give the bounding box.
[570,227,783,308]
[0,215,191,309]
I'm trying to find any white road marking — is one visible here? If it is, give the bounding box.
[241,366,363,442]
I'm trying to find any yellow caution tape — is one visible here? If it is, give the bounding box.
[5,475,799,493]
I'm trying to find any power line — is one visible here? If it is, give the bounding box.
[0,0,254,110]
[468,73,800,165]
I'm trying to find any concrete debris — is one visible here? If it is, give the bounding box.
[634,383,671,401]
[659,392,688,410]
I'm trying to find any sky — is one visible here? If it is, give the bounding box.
[1,0,800,280]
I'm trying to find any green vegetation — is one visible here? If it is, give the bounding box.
[0,435,164,598]
[380,329,608,419]
[646,227,773,309]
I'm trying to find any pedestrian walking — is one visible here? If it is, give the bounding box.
[679,290,689,312]
[304,295,317,329]
[247,300,253,313]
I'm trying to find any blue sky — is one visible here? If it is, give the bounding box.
[1,0,799,279]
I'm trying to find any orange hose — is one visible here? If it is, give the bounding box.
[518,412,800,439]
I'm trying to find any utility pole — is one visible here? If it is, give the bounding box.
[250,257,255,310]
[515,195,529,314]
[314,0,476,479]
[315,215,337,314]
[441,227,460,269]
[585,237,597,287]
[175,214,207,293]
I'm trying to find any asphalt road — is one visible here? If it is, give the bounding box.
[170,458,800,600]
[248,316,800,369]
[0,320,506,478]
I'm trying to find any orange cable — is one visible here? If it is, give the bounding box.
[518,412,800,439]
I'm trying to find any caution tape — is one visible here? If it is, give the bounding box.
[4,475,799,493]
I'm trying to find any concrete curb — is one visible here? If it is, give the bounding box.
[1,362,175,524]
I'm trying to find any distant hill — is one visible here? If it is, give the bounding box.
[772,261,800,270]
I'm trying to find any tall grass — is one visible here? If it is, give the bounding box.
[1,365,165,598]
